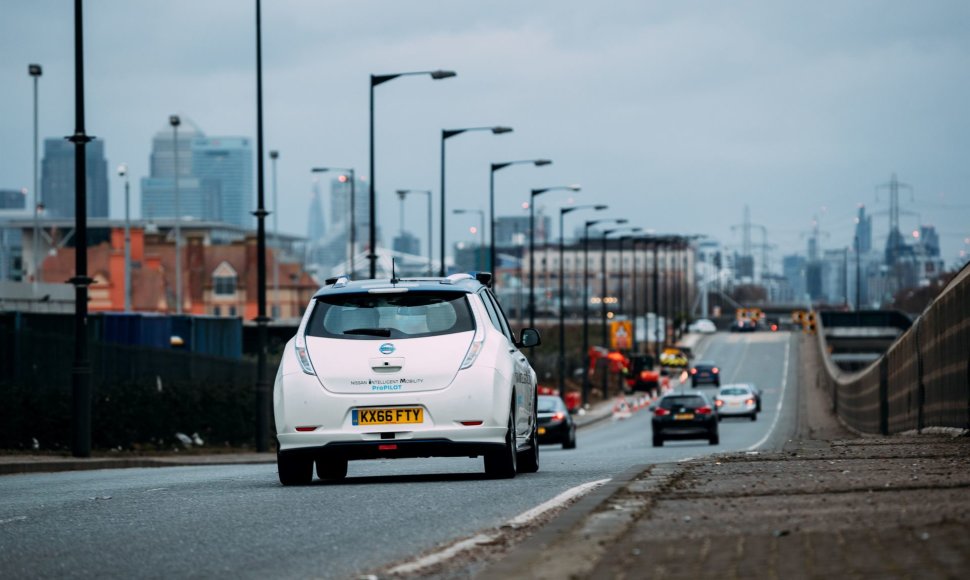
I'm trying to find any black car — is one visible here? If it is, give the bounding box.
[690,360,720,387]
[537,395,577,449]
[651,393,719,447]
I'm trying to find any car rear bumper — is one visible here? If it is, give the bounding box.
[718,407,756,416]
[278,439,506,461]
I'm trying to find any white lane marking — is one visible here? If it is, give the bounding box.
[0,516,27,525]
[385,478,611,576]
[746,335,791,451]
[728,336,752,384]
[677,456,695,463]
[504,478,611,529]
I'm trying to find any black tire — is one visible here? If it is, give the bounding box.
[652,434,664,447]
[750,413,757,422]
[315,457,348,480]
[517,407,540,473]
[691,380,697,388]
[278,451,312,486]
[709,432,720,445]
[757,401,762,413]
[563,426,577,449]
[485,406,517,479]
[717,414,723,422]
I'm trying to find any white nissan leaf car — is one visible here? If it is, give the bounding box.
[273,272,541,485]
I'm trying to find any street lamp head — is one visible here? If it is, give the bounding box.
[430,70,457,80]
[269,150,279,160]
[491,126,513,135]
[117,164,127,177]
[169,115,181,128]
[534,159,552,166]
[28,64,42,77]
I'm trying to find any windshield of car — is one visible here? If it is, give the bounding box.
[659,396,706,410]
[537,396,564,413]
[693,361,715,368]
[719,387,750,396]
[306,291,475,340]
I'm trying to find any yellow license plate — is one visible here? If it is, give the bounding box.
[353,407,423,426]
[674,413,695,420]
[538,427,547,435]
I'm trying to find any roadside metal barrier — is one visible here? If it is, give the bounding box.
[809,262,970,434]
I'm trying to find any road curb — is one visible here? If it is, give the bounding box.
[476,462,654,580]
[0,456,276,476]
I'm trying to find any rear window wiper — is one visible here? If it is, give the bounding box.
[343,327,392,337]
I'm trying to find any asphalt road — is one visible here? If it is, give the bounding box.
[0,331,797,579]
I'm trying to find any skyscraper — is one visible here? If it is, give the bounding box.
[41,138,109,218]
[854,204,872,253]
[140,119,254,229]
[192,137,253,229]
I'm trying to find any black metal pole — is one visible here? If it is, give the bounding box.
[254,0,271,453]
[582,224,591,407]
[489,166,496,277]
[439,132,446,276]
[558,210,566,399]
[368,80,377,279]
[618,237,625,319]
[528,193,536,327]
[601,232,608,398]
[69,0,93,458]
[350,168,356,278]
[631,238,638,354]
[653,241,660,355]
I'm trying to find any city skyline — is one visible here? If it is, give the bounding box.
[2,1,969,267]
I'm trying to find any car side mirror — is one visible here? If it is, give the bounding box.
[517,328,541,348]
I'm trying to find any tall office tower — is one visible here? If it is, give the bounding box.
[0,189,27,209]
[329,175,370,246]
[192,137,253,229]
[855,205,872,253]
[140,119,254,228]
[40,138,109,218]
[307,181,326,244]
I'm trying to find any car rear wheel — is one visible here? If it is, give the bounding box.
[278,451,312,486]
[485,406,517,479]
[750,413,757,422]
[517,411,540,473]
[315,457,348,480]
[652,434,663,447]
[709,432,720,445]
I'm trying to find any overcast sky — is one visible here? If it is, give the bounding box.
[3,0,969,268]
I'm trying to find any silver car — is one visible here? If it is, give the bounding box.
[714,384,758,421]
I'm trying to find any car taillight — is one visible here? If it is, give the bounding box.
[654,408,670,417]
[553,412,566,421]
[771,324,778,331]
[696,406,713,415]
[715,399,723,407]
[294,303,316,375]
[746,398,755,405]
[712,367,719,374]
[690,368,697,375]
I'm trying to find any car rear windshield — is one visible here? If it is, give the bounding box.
[305,291,475,340]
[659,396,706,410]
[720,387,750,396]
[538,396,565,413]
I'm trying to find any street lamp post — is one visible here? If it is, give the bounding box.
[528,185,580,327]
[169,114,182,314]
[254,0,273,452]
[440,126,513,276]
[269,150,279,317]
[68,0,94,458]
[600,226,640,398]
[371,70,455,279]
[490,159,551,280]
[29,63,42,287]
[117,164,131,312]
[652,239,661,358]
[453,208,485,271]
[312,167,356,276]
[581,218,625,407]
[396,189,433,275]
[557,204,605,399]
